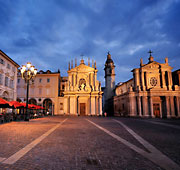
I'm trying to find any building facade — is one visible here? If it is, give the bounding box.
[64,59,103,116]
[17,70,64,115]
[17,58,103,116]
[112,53,180,118]
[0,50,19,101]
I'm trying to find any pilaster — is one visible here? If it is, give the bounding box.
[142,96,149,117]
[170,96,175,117]
[166,96,170,118]
[137,96,142,117]
[176,97,180,117]
[149,96,154,118]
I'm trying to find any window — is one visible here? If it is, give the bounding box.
[0,58,4,64]
[7,63,11,69]
[0,74,2,85]
[10,80,14,88]
[47,78,50,83]
[18,79,20,83]
[12,67,15,72]
[5,77,8,87]
[60,103,63,110]
[39,78,42,83]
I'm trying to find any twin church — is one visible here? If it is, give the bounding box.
[16,52,180,118]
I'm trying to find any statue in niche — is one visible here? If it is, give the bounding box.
[79,78,86,91]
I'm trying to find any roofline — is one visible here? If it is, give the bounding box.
[0,50,20,68]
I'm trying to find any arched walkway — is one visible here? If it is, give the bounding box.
[2,91,9,101]
[17,98,22,102]
[43,98,53,115]
[29,98,37,105]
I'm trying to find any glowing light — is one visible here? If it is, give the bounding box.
[27,62,31,68]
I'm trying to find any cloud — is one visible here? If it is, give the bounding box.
[0,0,180,85]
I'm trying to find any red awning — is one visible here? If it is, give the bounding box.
[9,101,24,108]
[0,98,13,108]
[20,103,31,109]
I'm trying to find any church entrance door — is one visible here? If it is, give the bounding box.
[80,103,86,116]
[153,103,160,117]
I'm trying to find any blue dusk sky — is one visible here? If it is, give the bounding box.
[0,0,180,86]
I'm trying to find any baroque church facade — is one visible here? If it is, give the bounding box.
[104,52,180,118]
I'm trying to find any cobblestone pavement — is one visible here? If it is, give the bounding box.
[0,116,179,170]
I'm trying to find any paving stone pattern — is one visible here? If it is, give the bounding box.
[0,116,179,170]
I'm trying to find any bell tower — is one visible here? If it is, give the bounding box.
[104,52,115,106]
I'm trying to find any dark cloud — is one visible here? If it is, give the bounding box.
[0,0,179,86]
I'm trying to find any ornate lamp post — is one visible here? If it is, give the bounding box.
[20,62,37,121]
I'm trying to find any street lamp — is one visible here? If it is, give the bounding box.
[20,62,37,121]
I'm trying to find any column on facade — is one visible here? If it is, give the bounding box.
[90,73,93,90]
[165,96,170,118]
[89,96,91,116]
[91,96,96,115]
[134,69,140,91]
[142,96,149,117]
[94,73,97,91]
[99,96,102,116]
[95,96,98,116]
[70,96,76,115]
[176,97,180,117]
[129,95,136,117]
[67,96,70,114]
[137,96,142,117]
[145,72,149,90]
[168,72,173,90]
[64,97,67,114]
[149,96,154,118]
[170,96,175,117]
[161,71,166,89]
[141,71,145,91]
[75,96,78,116]
[73,74,76,88]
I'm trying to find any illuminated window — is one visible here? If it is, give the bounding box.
[47,78,50,83]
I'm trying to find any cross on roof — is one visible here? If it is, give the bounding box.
[148,50,153,57]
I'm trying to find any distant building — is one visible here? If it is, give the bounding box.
[104,52,180,118]
[17,58,103,116]
[0,50,19,101]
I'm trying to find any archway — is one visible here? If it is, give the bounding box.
[43,98,53,115]
[17,98,22,102]
[2,91,9,101]
[29,98,37,105]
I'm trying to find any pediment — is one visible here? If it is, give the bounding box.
[142,62,160,69]
[70,64,95,73]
